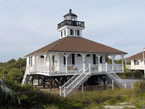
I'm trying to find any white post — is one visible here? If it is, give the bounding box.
[131,82,133,89]
[121,54,124,72]
[63,53,70,74]
[64,87,66,97]
[66,55,68,73]
[33,55,36,72]
[102,56,105,64]
[59,86,62,96]
[106,63,108,72]
[82,53,86,72]
[82,84,84,93]
[36,55,39,72]
[89,63,91,74]
[111,55,116,72]
[125,82,127,89]
[44,54,46,73]
[96,54,101,72]
[83,63,85,72]
[49,54,52,74]
[112,80,114,90]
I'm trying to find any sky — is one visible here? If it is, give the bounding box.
[0,0,145,62]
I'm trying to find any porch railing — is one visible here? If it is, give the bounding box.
[27,63,123,74]
[126,65,145,70]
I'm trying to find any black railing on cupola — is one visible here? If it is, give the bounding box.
[58,20,85,29]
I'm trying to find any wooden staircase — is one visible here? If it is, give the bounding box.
[59,67,91,97]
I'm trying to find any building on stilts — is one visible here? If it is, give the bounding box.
[22,9,127,97]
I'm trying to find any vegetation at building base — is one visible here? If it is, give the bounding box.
[0,76,145,109]
[0,58,26,84]
[118,65,144,79]
[0,58,145,108]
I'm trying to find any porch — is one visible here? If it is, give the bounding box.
[126,65,145,70]
[26,52,125,76]
[27,63,123,76]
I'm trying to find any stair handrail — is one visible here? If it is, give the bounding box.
[106,73,121,88]
[110,73,124,83]
[66,67,89,89]
[61,67,84,89]
[65,68,90,96]
[22,68,30,85]
[110,73,121,79]
[106,73,124,88]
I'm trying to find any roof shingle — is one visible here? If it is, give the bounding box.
[26,36,127,56]
[127,51,145,60]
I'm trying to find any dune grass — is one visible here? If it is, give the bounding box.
[0,79,145,109]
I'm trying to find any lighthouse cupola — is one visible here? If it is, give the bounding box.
[58,9,85,38]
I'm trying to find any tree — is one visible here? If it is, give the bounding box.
[7,68,23,83]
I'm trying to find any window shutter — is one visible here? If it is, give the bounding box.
[100,56,102,63]
[52,55,55,65]
[64,56,66,65]
[72,54,75,65]
[93,54,96,64]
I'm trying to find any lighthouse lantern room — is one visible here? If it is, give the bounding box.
[58,9,85,38]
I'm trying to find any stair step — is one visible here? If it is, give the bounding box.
[60,68,90,97]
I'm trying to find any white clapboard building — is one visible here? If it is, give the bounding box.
[126,48,145,71]
[22,9,127,97]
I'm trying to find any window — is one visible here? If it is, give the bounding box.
[64,30,66,36]
[86,54,90,57]
[29,56,32,66]
[61,31,63,37]
[72,54,75,65]
[77,54,81,57]
[64,56,66,65]
[100,56,102,63]
[70,29,73,35]
[52,55,55,65]
[77,30,80,36]
[93,54,96,64]
[40,56,44,58]
[134,60,139,65]
[75,30,77,36]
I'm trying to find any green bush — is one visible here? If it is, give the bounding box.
[118,70,143,79]
[0,89,13,107]
[7,68,23,83]
[133,81,145,94]
[106,98,118,105]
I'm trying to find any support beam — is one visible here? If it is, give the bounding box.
[36,55,39,72]
[50,77,52,91]
[120,54,125,72]
[38,75,39,86]
[80,53,86,72]
[49,53,52,74]
[44,54,46,73]
[32,76,34,86]
[96,54,102,72]
[43,76,45,88]
[82,83,84,93]
[63,53,70,73]
[102,56,105,64]
[111,55,116,72]
[112,80,114,90]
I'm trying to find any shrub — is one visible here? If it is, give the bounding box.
[0,79,13,107]
[133,81,145,94]
[106,98,118,105]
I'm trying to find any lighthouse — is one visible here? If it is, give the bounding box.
[58,9,85,38]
